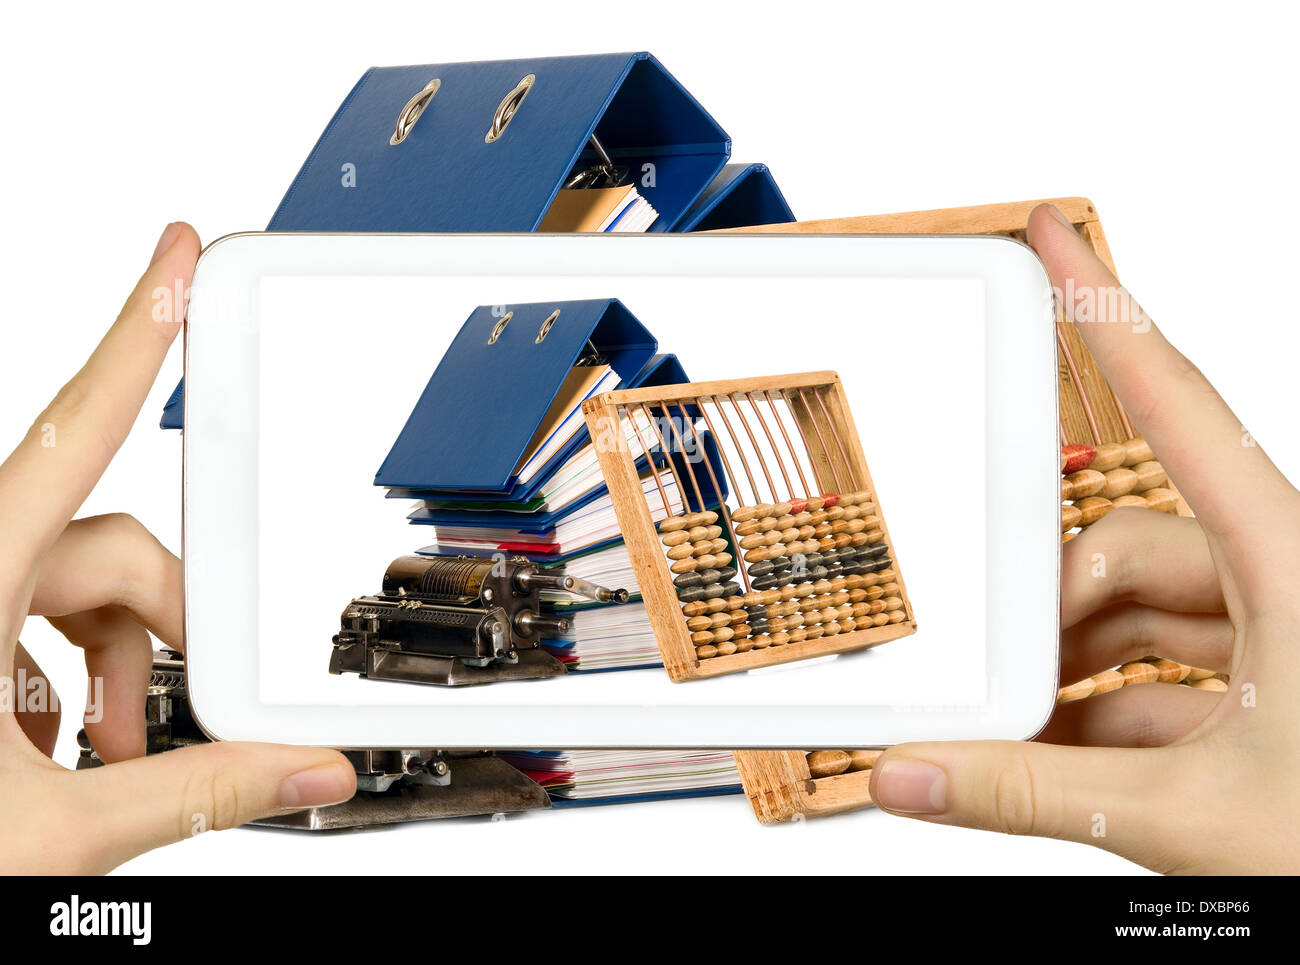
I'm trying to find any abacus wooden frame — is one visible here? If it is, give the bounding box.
[582,371,917,682]
[723,197,1192,823]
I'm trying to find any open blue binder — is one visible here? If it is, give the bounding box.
[160,53,795,430]
[676,163,796,232]
[376,299,655,493]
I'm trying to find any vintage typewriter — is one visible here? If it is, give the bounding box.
[329,554,628,686]
[77,649,553,829]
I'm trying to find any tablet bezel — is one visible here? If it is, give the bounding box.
[183,231,1060,748]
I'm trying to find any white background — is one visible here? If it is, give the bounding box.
[1,1,1295,875]
[250,274,988,714]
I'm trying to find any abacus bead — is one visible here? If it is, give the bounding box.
[1064,469,1105,500]
[691,630,714,646]
[1118,661,1159,685]
[886,610,906,624]
[788,627,808,644]
[1076,496,1113,525]
[662,529,691,546]
[1101,467,1139,500]
[1121,437,1154,466]
[670,558,698,574]
[750,634,772,649]
[1112,494,1147,510]
[1152,657,1191,683]
[713,626,735,644]
[658,515,688,532]
[805,624,825,640]
[1131,460,1167,491]
[1144,488,1179,513]
[730,506,760,523]
[696,644,718,659]
[715,640,738,656]
[770,631,790,647]
[871,613,889,627]
[1061,503,1082,531]
[687,615,712,631]
[667,544,693,560]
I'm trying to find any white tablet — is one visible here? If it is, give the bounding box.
[183,232,1059,748]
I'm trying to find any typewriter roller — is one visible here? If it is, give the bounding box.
[329,554,628,686]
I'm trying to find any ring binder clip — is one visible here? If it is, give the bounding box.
[535,308,560,343]
[563,134,628,189]
[485,74,534,143]
[390,78,441,146]
[487,311,512,344]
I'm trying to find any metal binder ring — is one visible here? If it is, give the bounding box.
[535,309,560,344]
[485,74,534,144]
[390,78,441,146]
[488,311,512,344]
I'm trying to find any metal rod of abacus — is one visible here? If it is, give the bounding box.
[811,386,859,491]
[696,398,747,508]
[758,390,812,498]
[639,402,685,514]
[779,389,827,493]
[745,391,795,498]
[678,401,751,593]
[726,393,780,504]
[793,387,844,493]
[658,403,705,514]
[624,404,673,519]
[710,395,762,506]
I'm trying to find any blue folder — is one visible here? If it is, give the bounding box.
[268,53,730,234]
[677,163,796,232]
[389,352,693,505]
[376,299,655,492]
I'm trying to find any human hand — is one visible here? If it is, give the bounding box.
[868,203,1300,874]
[0,223,355,874]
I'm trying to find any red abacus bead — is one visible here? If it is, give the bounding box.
[820,493,840,509]
[787,497,808,515]
[1062,443,1097,474]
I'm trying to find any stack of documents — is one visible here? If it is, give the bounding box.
[374,301,725,675]
[539,186,660,233]
[501,750,742,804]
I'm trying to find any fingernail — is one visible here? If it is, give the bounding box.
[279,763,355,811]
[872,759,947,814]
[1045,204,1073,229]
[150,222,183,264]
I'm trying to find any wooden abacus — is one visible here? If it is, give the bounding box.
[582,371,916,682]
[722,199,1203,824]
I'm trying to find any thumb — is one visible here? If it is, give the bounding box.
[72,741,355,872]
[868,740,1185,866]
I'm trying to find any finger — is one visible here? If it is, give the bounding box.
[10,642,61,758]
[1037,681,1222,747]
[0,223,200,570]
[30,513,183,649]
[1030,203,1297,548]
[868,739,1194,868]
[1063,508,1224,628]
[1060,602,1234,683]
[48,607,152,763]
[70,741,356,873]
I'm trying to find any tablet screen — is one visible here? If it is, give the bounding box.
[183,233,1057,746]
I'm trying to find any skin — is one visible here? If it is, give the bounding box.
[0,223,355,874]
[869,204,1300,874]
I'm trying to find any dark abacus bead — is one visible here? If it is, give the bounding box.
[717,566,738,583]
[749,560,775,578]
[752,574,780,591]
[678,586,705,602]
[721,582,742,598]
[800,552,825,568]
[865,543,889,559]
[700,583,727,601]
[674,572,704,589]
[809,565,829,581]
[839,562,869,577]
[749,618,771,635]
[869,557,893,572]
